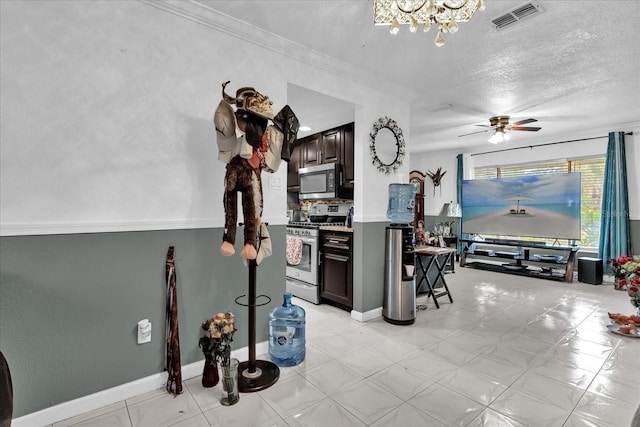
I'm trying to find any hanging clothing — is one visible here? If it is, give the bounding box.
[165,246,183,395]
[0,351,12,427]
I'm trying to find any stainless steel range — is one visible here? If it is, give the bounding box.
[286,225,320,304]
[285,203,352,304]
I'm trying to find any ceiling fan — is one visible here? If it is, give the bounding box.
[459,116,541,144]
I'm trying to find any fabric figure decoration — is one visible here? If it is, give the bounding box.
[214,81,299,262]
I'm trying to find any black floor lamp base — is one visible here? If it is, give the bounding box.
[238,359,280,392]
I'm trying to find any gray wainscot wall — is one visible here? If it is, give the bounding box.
[0,226,285,418]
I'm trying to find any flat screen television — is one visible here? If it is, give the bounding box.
[461,173,581,240]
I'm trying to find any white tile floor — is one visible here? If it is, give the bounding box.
[51,267,640,427]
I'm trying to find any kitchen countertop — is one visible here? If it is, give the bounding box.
[318,225,354,233]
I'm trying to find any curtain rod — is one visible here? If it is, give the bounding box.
[470,131,634,157]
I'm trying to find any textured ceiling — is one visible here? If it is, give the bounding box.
[199,0,640,153]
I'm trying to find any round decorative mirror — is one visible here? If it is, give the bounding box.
[369,116,405,174]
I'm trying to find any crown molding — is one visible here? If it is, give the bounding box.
[137,0,413,100]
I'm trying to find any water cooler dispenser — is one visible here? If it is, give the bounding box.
[383,184,417,325]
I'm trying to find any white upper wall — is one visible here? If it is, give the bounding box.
[0,1,410,235]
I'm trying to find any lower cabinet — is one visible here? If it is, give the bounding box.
[320,231,353,310]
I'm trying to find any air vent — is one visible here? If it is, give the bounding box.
[491,1,543,30]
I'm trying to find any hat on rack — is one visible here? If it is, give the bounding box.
[242,91,275,120]
[221,81,275,121]
[234,87,258,109]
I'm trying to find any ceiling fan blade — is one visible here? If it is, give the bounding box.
[458,128,490,137]
[511,126,541,132]
[512,118,538,126]
[474,124,491,128]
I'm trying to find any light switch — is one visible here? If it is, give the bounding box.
[270,177,281,189]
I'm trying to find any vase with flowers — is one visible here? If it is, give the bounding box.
[198,322,219,388]
[608,255,639,290]
[199,312,239,404]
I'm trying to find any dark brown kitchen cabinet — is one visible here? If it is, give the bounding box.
[342,123,354,187]
[287,122,355,191]
[320,128,341,165]
[303,129,340,167]
[287,143,301,189]
[302,134,321,168]
[320,231,353,310]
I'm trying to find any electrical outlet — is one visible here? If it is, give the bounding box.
[137,319,151,344]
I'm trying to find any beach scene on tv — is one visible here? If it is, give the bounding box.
[462,173,581,240]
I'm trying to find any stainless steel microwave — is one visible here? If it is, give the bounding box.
[298,163,344,200]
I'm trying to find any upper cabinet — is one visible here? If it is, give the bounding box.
[302,130,340,168]
[319,128,341,165]
[342,123,354,186]
[287,142,302,189]
[302,134,322,167]
[287,122,354,191]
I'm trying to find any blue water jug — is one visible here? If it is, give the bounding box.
[269,293,306,366]
[387,183,416,224]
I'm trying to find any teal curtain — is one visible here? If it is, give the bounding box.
[456,154,463,254]
[598,131,631,268]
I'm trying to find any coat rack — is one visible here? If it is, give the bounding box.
[234,259,280,392]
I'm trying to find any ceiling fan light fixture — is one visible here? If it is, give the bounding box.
[459,115,542,141]
[488,130,504,144]
[374,0,484,44]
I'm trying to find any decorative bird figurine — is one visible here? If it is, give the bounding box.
[426,167,446,196]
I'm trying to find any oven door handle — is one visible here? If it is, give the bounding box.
[299,237,317,245]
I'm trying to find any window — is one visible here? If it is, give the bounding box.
[474,157,605,247]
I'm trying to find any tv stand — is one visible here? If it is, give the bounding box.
[460,239,579,283]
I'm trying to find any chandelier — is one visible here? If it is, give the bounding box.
[373,0,486,46]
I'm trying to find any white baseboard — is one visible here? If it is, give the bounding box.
[12,342,268,427]
[351,306,382,322]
